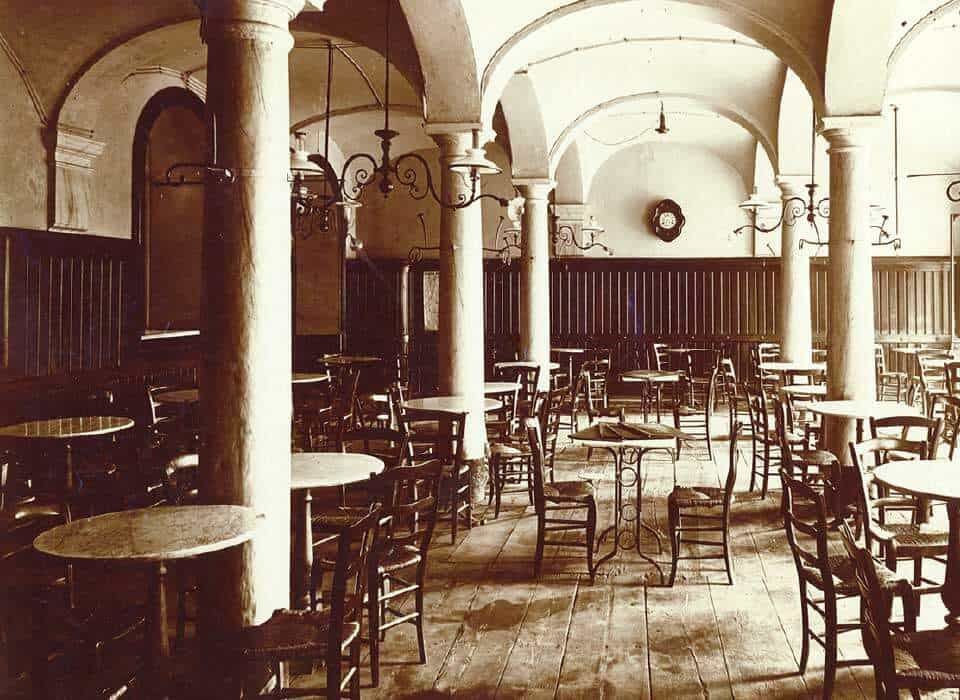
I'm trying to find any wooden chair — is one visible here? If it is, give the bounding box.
[914,351,949,417]
[752,342,781,394]
[744,387,803,498]
[366,460,443,687]
[875,344,907,402]
[336,426,408,469]
[494,363,541,420]
[781,475,917,698]
[400,408,469,544]
[486,384,534,519]
[841,522,960,699]
[581,358,610,410]
[238,505,381,699]
[938,394,960,459]
[667,421,740,586]
[774,398,837,489]
[673,363,719,461]
[849,443,947,598]
[649,342,670,371]
[526,415,597,582]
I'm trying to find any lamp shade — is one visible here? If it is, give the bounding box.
[448,147,502,175]
[738,188,771,212]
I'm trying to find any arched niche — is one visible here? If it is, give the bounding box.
[131,87,207,332]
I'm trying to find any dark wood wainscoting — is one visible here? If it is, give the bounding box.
[346,255,953,389]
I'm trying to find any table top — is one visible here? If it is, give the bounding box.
[291,452,385,490]
[873,461,960,502]
[33,505,258,562]
[665,347,714,353]
[494,361,562,371]
[807,400,919,420]
[551,348,585,355]
[620,369,683,383]
[570,422,695,448]
[781,384,827,397]
[404,396,503,414]
[484,382,520,396]
[155,388,200,404]
[318,355,382,366]
[759,361,826,373]
[292,372,331,384]
[0,416,135,440]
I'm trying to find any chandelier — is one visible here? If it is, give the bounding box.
[408,198,524,266]
[734,112,901,250]
[553,215,613,255]
[303,0,510,214]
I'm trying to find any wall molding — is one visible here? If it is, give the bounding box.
[0,30,49,126]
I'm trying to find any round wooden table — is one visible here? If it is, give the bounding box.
[807,400,919,421]
[289,452,384,606]
[759,361,826,373]
[781,384,827,398]
[493,360,561,372]
[318,355,382,367]
[292,372,331,384]
[404,396,503,414]
[620,370,683,422]
[484,382,519,397]
[873,461,960,626]
[551,348,586,387]
[0,415,135,493]
[155,388,199,405]
[34,505,258,671]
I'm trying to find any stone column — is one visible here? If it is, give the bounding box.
[427,125,487,503]
[196,0,303,636]
[821,117,880,464]
[516,179,556,390]
[777,176,813,362]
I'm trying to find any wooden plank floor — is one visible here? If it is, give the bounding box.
[336,412,960,699]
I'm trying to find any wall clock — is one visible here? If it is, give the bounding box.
[652,199,685,242]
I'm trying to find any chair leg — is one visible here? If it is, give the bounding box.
[586,504,597,583]
[761,444,770,499]
[415,585,427,664]
[749,441,758,493]
[494,464,503,520]
[722,527,734,585]
[534,517,545,577]
[368,571,381,687]
[798,581,810,673]
[823,595,838,700]
[668,503,679,586]
[487,457,496,507]
[449,473,459,544]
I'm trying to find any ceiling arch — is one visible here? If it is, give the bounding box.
[498,73,551,178]
[478,0,827,128]
[549,92,777,177]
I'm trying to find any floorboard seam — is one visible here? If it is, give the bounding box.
[552,575,581,700]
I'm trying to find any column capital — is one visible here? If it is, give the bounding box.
[424,122,483,137]
[196,0,306,21]
[819,115,882,151]
[513,178,556,200]
[775,175,808,200]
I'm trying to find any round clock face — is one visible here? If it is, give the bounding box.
[659,212,677,230]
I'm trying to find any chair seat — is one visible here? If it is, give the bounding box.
[669,485,724,508]
[807,553,905,596]
[875,522,949,553]
[239,608,359,661]
[312,507,370,529]
[490,441,530,458]
[793,449,838,467]
[544,480,594,502]
[893,627,960,686]
[379,544,422,574]
[880,371,907,380]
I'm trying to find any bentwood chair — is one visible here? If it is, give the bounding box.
[237,505,381,700]
[366,460,443,687]
[841,522,960,699]
[526,415,597,582]
[781,475,916,699]
[673,363,719,461]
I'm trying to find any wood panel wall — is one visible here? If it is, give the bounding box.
[345,256,953,388]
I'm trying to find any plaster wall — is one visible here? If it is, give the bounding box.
[585,141,751,257]
[0,51,47,230]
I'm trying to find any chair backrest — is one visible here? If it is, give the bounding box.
[723,422,741,512]
[314,504,382,651]
[772,398,796,475]
[163,453,199,505]
[780,468,835,596]
[839,521,899,696]
[486,382,520,441]
[744,386,770,440]
[372,459,443,559]
[916,353,947,392]
[336,426,408,467]
[946,361,960,396]
[939,394,960,458]
[650,342,669,370]
[873,344,888,375]
[525,415,549,516]
[400,408,466,467]
[849,436,926,471]
[494,364,541,414]
[869,415,942,460]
